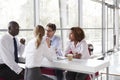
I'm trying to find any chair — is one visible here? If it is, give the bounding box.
[40,67,55,76]
[85,72,99,80]
[40,67,56,80]
[85,44,99,80]
[88,44,94,55]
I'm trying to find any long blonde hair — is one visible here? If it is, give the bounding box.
[34,25,45,48]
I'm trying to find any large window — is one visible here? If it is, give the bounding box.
[39,0,61,39]
[39,0,60,27]
[83,0,102,53]
[67,0,78,27]
[0,0,119,54]
[0,0,34,42]
[106,8,114,51]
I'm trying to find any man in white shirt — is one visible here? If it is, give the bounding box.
[42,23,63,80]
[0,21,25,80]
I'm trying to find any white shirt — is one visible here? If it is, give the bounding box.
[65,39,90,59]
[24,38,57,68]
[0,33,25,74]
[45,35,63,56]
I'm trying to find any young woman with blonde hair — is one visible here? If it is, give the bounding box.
[24,25,56,80]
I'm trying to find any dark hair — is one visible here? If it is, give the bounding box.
[46,23,56,31]
[8,21,20,36]
[71,27,85,42]
[8,21,19,30]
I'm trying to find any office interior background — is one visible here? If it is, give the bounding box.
[0,0,120,55]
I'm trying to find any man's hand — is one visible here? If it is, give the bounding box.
[20,38,25,45]
[46,38,51,48]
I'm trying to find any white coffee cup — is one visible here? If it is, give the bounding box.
[67,54,73,61]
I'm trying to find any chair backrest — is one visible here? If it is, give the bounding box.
[88,44,93,55]
[86,44,99,80]
[40,67,55,76]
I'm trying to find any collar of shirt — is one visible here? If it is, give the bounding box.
[50,35,56,41]
[7,32,16,39]
[71,39,85,48]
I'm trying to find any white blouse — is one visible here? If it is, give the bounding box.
[65,39,90,59]
[24,38,57,68]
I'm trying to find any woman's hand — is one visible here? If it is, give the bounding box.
[73,53,82,59]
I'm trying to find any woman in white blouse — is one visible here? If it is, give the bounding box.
[24,25,56,80]
[65,27,90,80]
